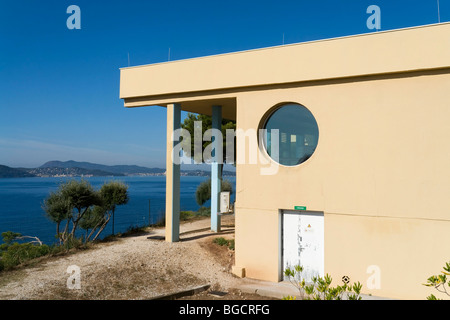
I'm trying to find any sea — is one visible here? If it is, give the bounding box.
[0,176,235,245]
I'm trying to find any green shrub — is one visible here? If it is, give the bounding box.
[423,261,450,300]
[284,264,362,300]
[213,237,235,250]
[180,211,195,221]
[0,231,54,271]
[196,206,211,217]
[213,237,229,246]
[1,242,50,270]
[58,235,85,251]
[0,231,91,272]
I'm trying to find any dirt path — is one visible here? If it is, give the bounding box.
[0,215,259,300]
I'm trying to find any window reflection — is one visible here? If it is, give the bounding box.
[263,103,319,166]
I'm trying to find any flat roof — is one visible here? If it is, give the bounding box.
[120,22,449,72]
[120,22,450,113]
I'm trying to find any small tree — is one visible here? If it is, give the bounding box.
[79,205,107,242]
[98,181,129,236]
[42,191,73,244]
[181,113,236,165]
[195,179,233,207]
[59,179,103,239]
[77,181,129,242]
[43,180,129,245]
[43,179,102,245]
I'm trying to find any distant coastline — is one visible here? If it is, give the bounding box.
[0,160,235,179]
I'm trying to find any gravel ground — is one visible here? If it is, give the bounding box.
[0,215,263,300]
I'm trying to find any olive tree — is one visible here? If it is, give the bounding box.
[44,179,129,244]
[42,191,73,244]
[79,205,107,242]
[43,179,102,245]
[82,181,129,241]
[60,179,103,239]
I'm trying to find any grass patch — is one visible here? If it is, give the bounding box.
[213,237,235,250]
[180,210,196,221]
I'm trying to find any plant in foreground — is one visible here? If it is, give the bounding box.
[283,264,362,300]
[0,232,50,271]
[213,237,235,250]
[423,261,450,300]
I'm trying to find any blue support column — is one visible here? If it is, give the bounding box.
[211,105,222,232]
[165,103,181,242]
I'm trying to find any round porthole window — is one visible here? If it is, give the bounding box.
[262,103,319,166]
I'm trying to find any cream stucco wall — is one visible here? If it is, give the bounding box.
[234,70,450,299]
[325,214,450,299]
[235,71,450,220]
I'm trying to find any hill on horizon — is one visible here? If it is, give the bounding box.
[0,165,36,178]
[40,160,165,175]
[0,160,236,178]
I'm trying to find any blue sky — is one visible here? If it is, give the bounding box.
[0,0,447,168]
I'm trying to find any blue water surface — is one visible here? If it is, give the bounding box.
[0,176,235,245]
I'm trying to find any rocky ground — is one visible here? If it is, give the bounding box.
[0,215,275,300]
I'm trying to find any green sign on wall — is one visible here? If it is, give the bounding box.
[294,206,307,211]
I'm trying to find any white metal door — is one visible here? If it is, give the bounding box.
[282,211,324,283]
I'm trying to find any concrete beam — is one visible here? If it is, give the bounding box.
[211,105,222,232]
[165,103,181,242]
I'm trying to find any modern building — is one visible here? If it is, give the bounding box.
[119,23,450,299]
